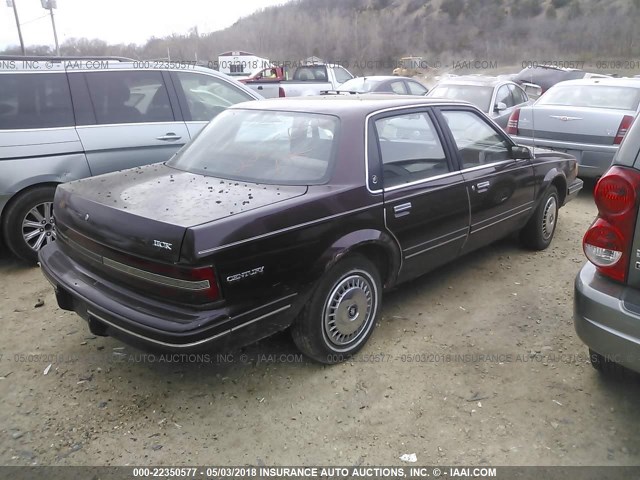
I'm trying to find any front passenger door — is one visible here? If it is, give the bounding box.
[375,109,470,283]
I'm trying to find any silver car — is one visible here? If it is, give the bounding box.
[0,56,260,262]
[427,76,532,128]
[509,78,640,178]
[575,117,640,376]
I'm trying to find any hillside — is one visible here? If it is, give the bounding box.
[3,0,639,74]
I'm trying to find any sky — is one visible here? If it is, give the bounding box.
[0,0,289,49]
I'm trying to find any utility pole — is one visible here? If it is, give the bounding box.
[41,0,59,56]
[7,0,26,55]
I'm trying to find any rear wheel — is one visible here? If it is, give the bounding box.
[521,185,558,250]
[291,255,382,364]
[2,185,57,264]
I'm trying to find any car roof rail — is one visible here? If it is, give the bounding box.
[0,55,134,62]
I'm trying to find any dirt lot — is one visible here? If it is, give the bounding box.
[1,185,640,467]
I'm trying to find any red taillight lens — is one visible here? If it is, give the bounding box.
[614,115,634,145]
[595,172,638,216]
[507,108,520,135]
[278,87,286,98]
[583,166,640,283]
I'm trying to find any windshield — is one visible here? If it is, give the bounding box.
[429,84,494,112]
[338,77,381,93]
[168,109,339,185]
[536,85,640,110]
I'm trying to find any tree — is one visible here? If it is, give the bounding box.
[440,0,465,23]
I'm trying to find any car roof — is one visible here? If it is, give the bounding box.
[433,76,510,87]
[233,95,471,115]
[343,76,416,82]
[547,77,640,88]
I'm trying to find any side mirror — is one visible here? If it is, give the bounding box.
[494,101,507,112]
[510,145,532,160]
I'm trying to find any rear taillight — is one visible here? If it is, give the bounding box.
[507,108,520,135]
[583,166,640,282]
[101,255,220,304]
[614,115,634,145]
[278,87,286,98]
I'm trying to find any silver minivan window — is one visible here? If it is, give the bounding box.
[0,73,74,130]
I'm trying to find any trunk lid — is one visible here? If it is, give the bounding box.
[54,163,307,263]
[518,105,634,146]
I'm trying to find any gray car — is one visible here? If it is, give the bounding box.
[331,75,429,95]
[427,76,532,128]
[0,56,260,263]
[574,117,640,376]
[509,78,640,178]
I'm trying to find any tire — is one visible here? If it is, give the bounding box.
[520,185,558,250]
[2,185,58,264]
[589,349,634,379]
[291,254,382,364]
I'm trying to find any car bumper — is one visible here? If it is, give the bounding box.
[565,178,583,205]
[39,242,299,353]
[513,136,616,178]
[574,262,640,373]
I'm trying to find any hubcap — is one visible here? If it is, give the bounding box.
[22,202,56,252]
[324,273,374,347]
[541,196,557,241]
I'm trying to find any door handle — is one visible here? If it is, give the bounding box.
[156,133,182,141]
[393,202,412,217]
[475,181,491,193]
[257,86,263,90]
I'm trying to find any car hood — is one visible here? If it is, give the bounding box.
[54,163,307,262]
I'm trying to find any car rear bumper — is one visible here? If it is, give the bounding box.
[513,136,616,178]
[574,262,640,373]
[39,242,299,353]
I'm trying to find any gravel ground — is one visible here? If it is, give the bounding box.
[1,185,639,467]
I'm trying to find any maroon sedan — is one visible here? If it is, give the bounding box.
[39,96,582,364]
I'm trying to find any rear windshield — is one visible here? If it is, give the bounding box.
[537,85,640,110]
[168,109,338,185]
[429,84,493,112]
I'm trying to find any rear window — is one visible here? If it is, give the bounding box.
[429,84,493,112]
[168,109,339,185]
[537,85,640,110]
[0,73,74,129]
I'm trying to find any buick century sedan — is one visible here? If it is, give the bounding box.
[39,96,583,364]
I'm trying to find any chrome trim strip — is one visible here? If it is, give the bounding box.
[0,125,76,132]
[568,179,584,195]
[197,203,383,255]
[383,170,460,192]
[75,121,186,129]
[384,177,466,203]
[471,207,532,234]
[404,227,469,252]
[102,257,211,291]
[405,234,467,259]
[87,305,290,349]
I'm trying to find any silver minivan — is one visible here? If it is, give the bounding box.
[0,57,261,262]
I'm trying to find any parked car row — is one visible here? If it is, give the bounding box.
[3,55,640,376]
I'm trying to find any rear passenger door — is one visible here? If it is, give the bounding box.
[437,108,534,253]
[69,70,189,176]
[373,108,470,282]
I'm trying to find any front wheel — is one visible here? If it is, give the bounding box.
[520,185,558,250]
[2,185,58,264]
[291,255,382,364]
